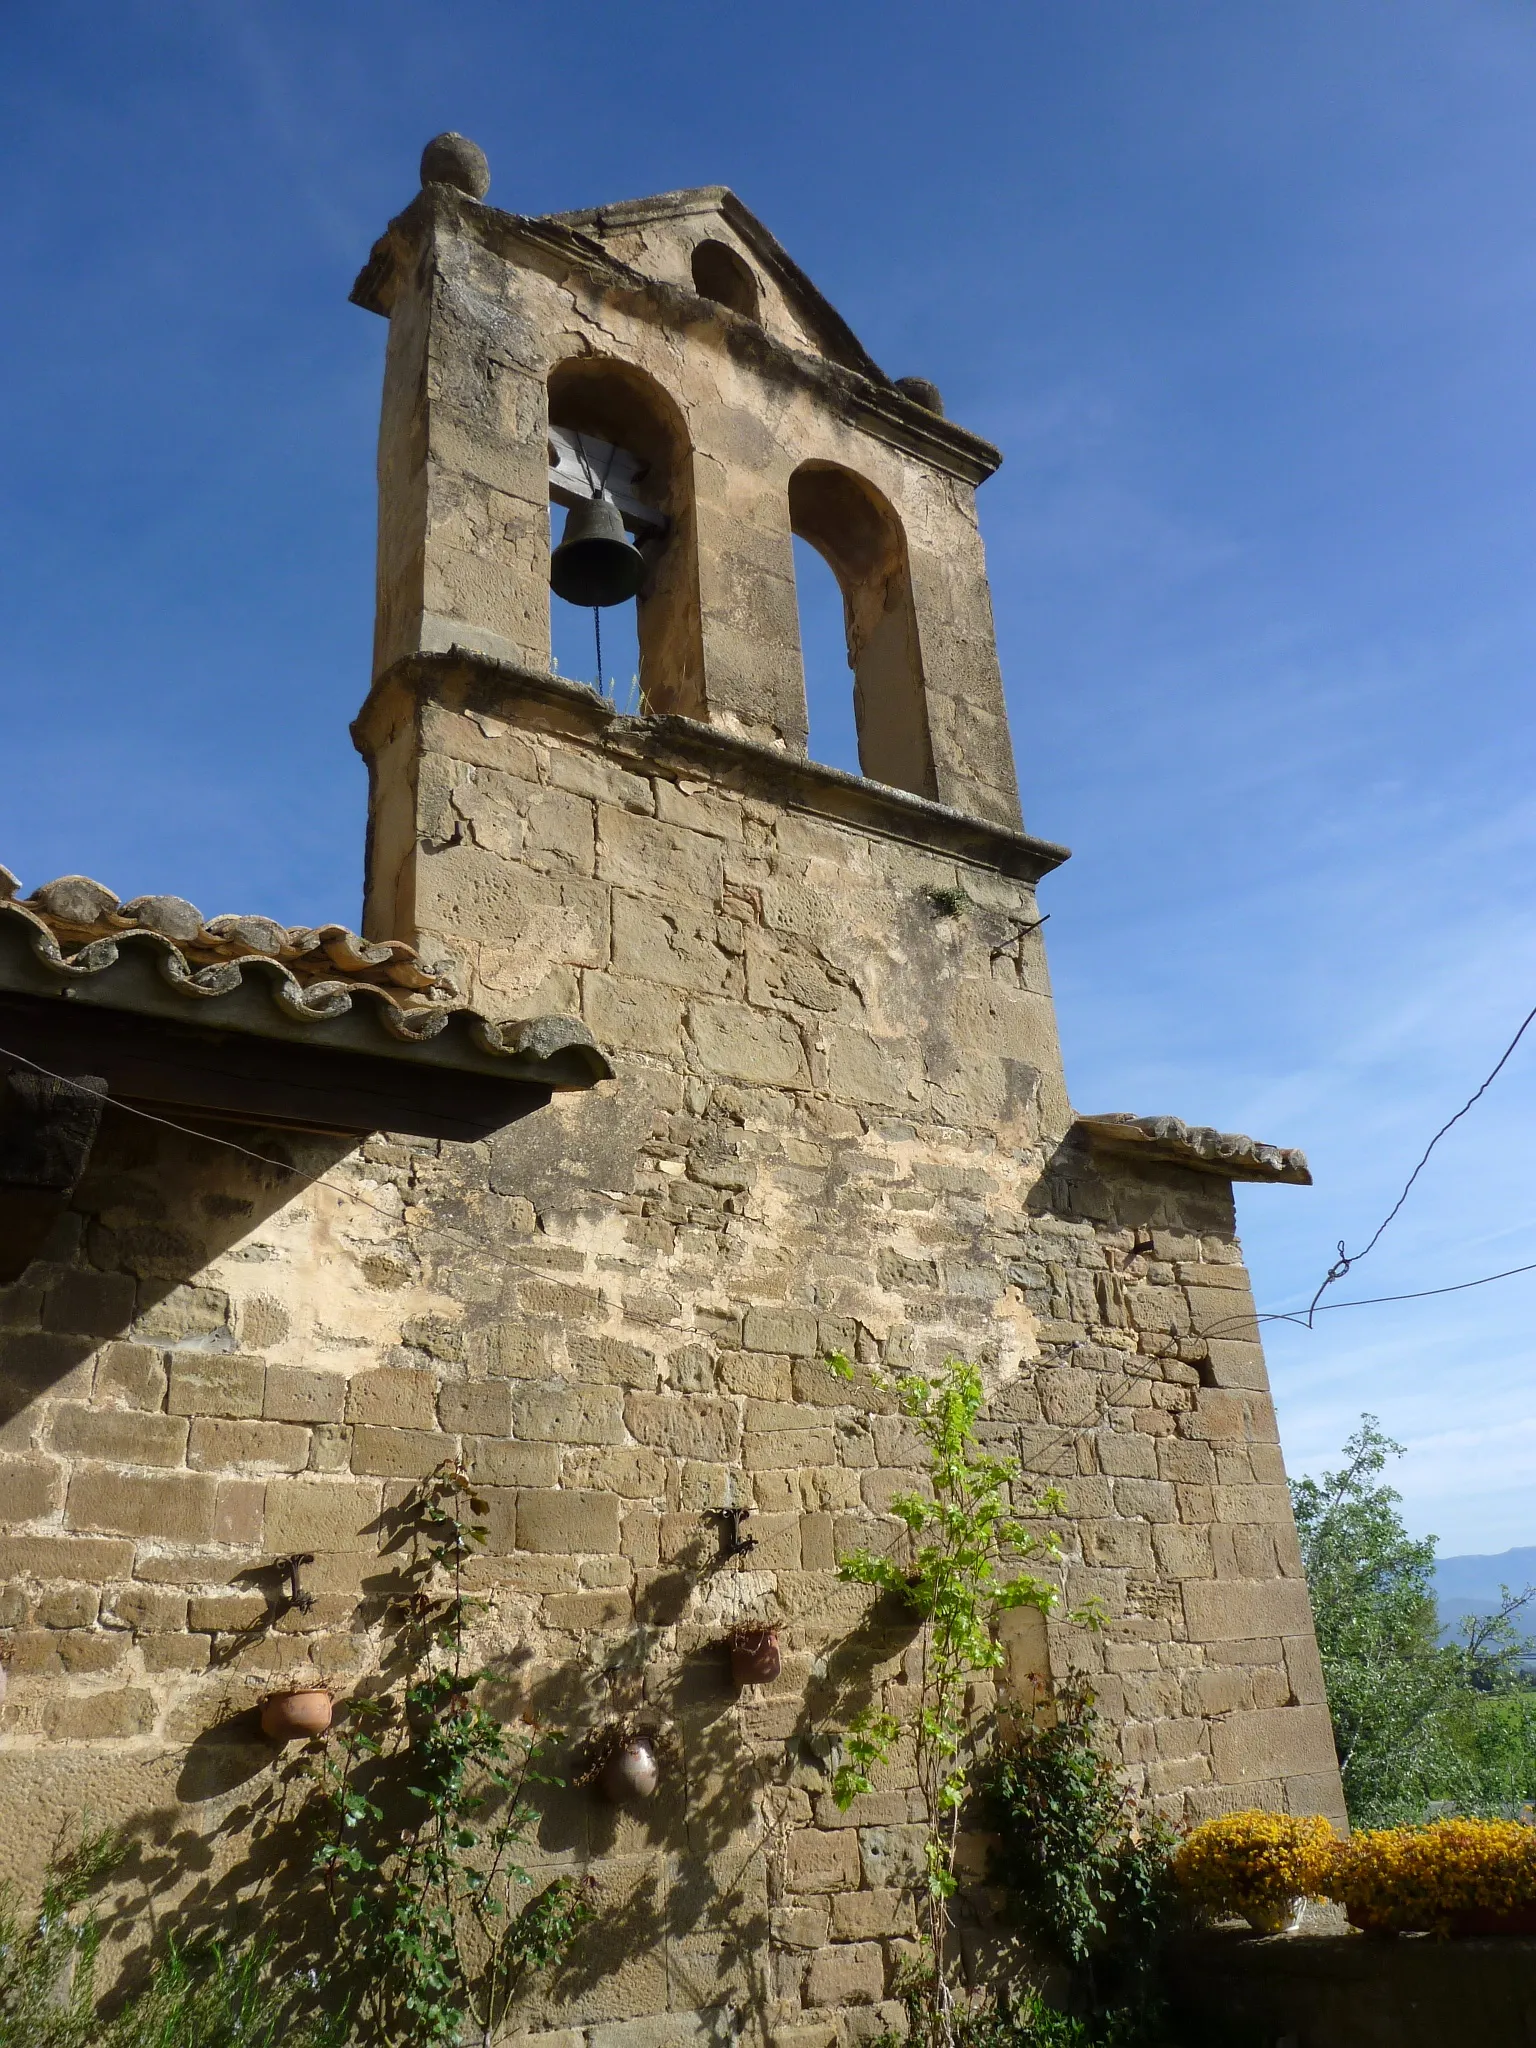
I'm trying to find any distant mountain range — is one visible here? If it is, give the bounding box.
[1434,1548,1536,1658]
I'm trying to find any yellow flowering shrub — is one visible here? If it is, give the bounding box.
[1174,1810,1336,1925]
[1328,1817,1536,1935]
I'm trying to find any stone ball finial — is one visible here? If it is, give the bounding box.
[420,132,490,200]
[895,376,945,417]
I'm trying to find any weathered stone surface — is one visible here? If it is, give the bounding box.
[167,1354,264,1419]
[688,1001,808,1086]
[264,1368,345,1424]
[1183,1578,1316,1643]
[513,1383,625,1444]
[187,1419,309,1472]
[1209,1705,1338,1785]
[804,1942,885,2008]
[783,1828,861,1895]
[346,1368,438,1428]
[65,1470,218,1542]
[515,1489,621,1555]
[264,1479,381,1553]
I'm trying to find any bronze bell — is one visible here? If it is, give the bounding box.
[549,491,647,608]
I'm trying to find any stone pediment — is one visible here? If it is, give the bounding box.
[541,185,889,383]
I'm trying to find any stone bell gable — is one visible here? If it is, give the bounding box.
[351,161,1021,826]
[543,186,894,380]
[0,132,1344,2045]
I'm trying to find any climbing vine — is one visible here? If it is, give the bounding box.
[981,1686,1179,2043]
[825,1352,1101,2046]
[309,1462,594,2047]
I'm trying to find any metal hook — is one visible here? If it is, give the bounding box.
[279,1553,316,1614]
[711,1507,756,1562]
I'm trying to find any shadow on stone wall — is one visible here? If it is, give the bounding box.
[1027,1128,1239,1243]
[67,1503,925,2034]
[1,1108,355,1425]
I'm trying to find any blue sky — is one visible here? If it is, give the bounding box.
[4,1,1536,1551]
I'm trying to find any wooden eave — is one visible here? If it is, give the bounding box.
[0,906,612,1146]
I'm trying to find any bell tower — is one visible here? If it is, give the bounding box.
[350,132,1023,839]
[346,148,1345,2043]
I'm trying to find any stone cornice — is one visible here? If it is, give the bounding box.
[350,187,1005,489]
[1074,1113,1312,1186]
[353,652,1071,887]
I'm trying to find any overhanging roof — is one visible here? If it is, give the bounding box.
[0,869,611,1142]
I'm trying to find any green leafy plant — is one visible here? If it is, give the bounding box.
[982,1686,1178,2044]
[0,1832,334,2048]
[876,1980,1146,2048]
[103,1940,339,2048]
[0,1827,122,2048]
[1293,1415,1536,1825]
[926,885,970,919]
[310,1461,594,2047]
[826,1351,1095,2046]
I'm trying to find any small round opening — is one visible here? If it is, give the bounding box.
[690,240,760,320]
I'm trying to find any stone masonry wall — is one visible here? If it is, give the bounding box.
[0,672,1342,2044]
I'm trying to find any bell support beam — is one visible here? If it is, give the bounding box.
[547,426,666,537]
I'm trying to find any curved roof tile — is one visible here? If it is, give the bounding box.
[0,865,613,1089]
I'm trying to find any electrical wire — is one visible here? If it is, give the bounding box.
[1302,997,1536,1324]
[0,1042,427,1233]
[9,1038,1536,1353]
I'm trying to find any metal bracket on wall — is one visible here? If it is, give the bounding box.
[711,1507,757,1563]
[279,1552,317,1614]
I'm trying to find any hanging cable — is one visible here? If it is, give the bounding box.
[1302,997,1536,1324]
[11,1038,1536,1359]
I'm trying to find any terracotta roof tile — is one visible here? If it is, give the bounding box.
[0,864,612,1087]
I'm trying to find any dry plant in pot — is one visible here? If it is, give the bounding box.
[727,1622,782,1687]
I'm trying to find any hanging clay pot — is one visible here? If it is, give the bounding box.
[599,1736,659,1803]
[730,1628,782,1687]
[260,1687,334,1742]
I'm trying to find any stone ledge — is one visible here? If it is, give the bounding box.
[1168,1928,1536,2048]
[1075,1113,1311,1185]
[354,652,1071,886]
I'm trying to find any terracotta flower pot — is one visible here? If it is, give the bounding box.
[1448,1906,1536,1937]
[1344,1904,1400,1937]
[599,1737,659,1803]
[260,1687,334,1741]
[730,1629,781,1687]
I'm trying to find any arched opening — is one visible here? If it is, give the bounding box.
[547,356,704,719]
[690,239,760,321]
[792,535,861,776]
[788,462,935,798]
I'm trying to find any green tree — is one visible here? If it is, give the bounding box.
[1292,1415,1536,1824]
[1291,1416,1455,1822]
